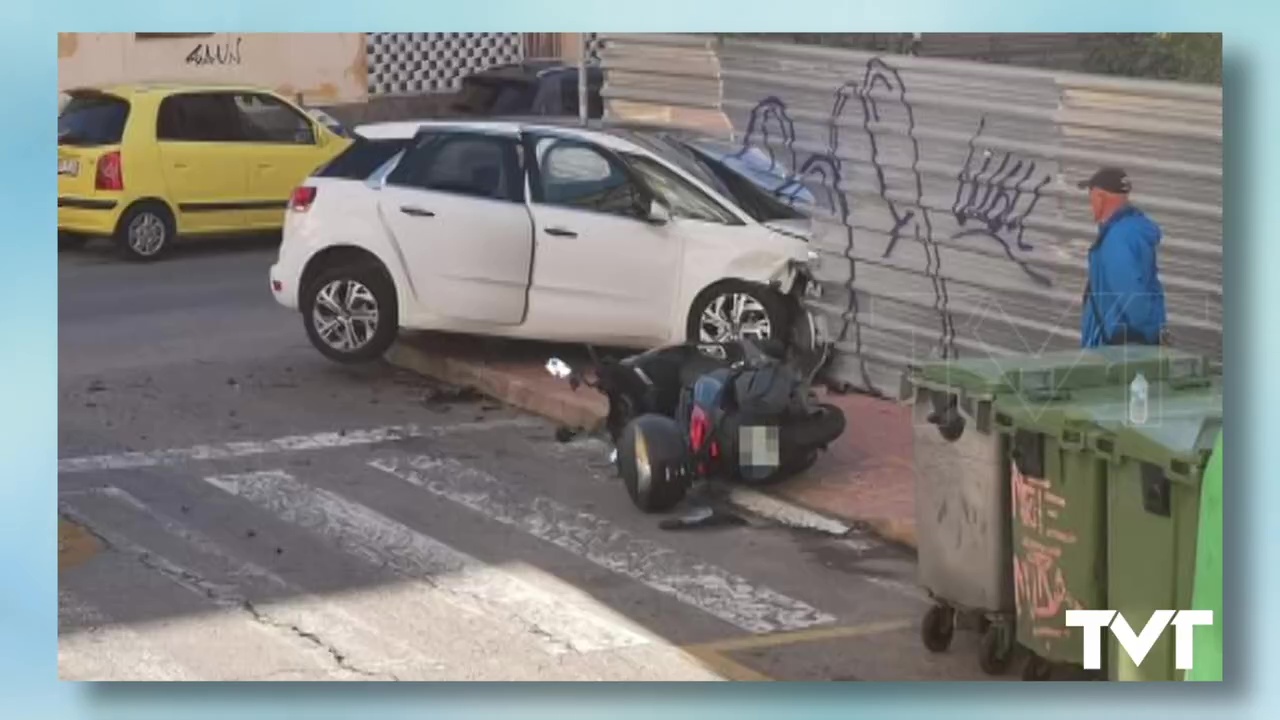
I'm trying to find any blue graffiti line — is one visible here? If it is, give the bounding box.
[736,56,1023,369]
[838,58,953,359]
[950,116,1054,287]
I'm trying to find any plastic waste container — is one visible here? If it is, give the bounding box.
[987,348,1210,678]
[900,347,1206,676]
[1095,377,1222,682]
[1185,429,1223,682]
[992,367,1217,681]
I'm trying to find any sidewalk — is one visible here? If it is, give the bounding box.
[386,332,918,548]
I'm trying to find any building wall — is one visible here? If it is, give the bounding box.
[600,34,1222,396]
[364,32,600,97]
[57,33,368,106]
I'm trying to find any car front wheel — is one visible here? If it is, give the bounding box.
[301,264,399,364]
[686,280,790,345]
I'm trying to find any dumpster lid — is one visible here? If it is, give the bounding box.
[993,376,1221,469]
[909,347,1211,399]
[1087,345,1211,386]
[1105,380,1222,479]
[909,350,1111,398]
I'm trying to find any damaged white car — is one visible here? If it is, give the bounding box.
[269,118,825,363]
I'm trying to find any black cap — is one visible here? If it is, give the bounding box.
[1077,166,1132,194]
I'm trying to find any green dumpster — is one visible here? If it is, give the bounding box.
[1185,430,1223,682]
[901,346,1207,676]
[990,354,1215,680]
[1095,377,1222,682]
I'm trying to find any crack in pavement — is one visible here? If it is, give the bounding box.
[58,507,397,681]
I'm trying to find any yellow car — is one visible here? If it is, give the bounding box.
[58,83,351,261]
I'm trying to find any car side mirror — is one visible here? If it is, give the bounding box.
[645,200,671,225]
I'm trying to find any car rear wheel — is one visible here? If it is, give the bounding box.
[301,263,399,364]
[686,280,790,345]
[114,202,175,262]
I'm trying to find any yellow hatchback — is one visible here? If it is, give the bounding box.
[58,83,351,261]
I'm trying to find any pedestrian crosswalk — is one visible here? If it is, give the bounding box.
[57,424,873,681]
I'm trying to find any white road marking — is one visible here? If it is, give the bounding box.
[369,454,837,635]
[58,417,541,474]
[58,590,195,682]
[57,501,352,680]
[202,469,654,656]
[82,486,446,676]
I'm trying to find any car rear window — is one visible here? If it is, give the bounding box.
[315,137,411,179]
[58,93,130,146]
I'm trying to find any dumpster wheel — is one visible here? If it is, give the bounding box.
[978,621,1014,675]
[1022,654,1053,681]
[921,604,955,652]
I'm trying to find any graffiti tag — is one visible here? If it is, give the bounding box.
[1012,466,1083,648]
[186,36,242,66]
[734,55,1063,375]
[950,116,1053,286]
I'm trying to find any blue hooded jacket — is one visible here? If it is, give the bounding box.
[1081,205,1167,347]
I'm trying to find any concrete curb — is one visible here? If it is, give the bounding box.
[387,340,606,434]
[386,338,917,549]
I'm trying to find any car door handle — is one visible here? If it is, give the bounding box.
[256,163,273,169]
[544,227,577,238]
[400,206,436,218]
[173,162,188,169]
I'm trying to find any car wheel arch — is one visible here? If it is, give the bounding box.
[115,197,176,233]
[299,245,402,309]
[684,277,793,339]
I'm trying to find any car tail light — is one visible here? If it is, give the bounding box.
[95,151,123,191]
[290,186,317,212]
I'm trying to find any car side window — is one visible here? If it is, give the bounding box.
[233,93,315,145]
[388,133,522,203]
[155,93,245,142]
[624,154,741,225]
[533,138,644,217]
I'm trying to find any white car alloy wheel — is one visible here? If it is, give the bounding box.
[698,292,774,343]
[311,279,380,352]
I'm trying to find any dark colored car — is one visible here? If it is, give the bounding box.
[450,59,604,118]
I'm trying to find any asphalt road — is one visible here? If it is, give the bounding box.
[57,236,1001,682]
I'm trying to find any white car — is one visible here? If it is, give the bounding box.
[269,119,826,363]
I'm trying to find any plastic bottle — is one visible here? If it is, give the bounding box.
[1128,372,1149,425]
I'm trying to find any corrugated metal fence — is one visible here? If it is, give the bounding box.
[600,34,1222,397]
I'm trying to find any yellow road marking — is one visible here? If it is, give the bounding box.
[59,518,102,571]
[683,646,775,682]
[687,618,913,655]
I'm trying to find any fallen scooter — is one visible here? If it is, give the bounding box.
[546,338,845,514]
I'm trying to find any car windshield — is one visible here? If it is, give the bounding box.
[58,93,130,146]
[620,130,807,223]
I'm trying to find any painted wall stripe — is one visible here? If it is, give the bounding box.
[201,470,653,656]
[369,454,837,635]
[58,417,541,474]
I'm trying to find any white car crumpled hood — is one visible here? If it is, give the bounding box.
[762,218,816,244]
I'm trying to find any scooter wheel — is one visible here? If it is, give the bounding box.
[616,414,690,513]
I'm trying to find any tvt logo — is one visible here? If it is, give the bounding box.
[1065,609,1214,671]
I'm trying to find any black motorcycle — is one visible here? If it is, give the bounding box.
[547,338,845,512]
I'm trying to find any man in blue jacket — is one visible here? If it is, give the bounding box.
[1078,167,1168,347]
